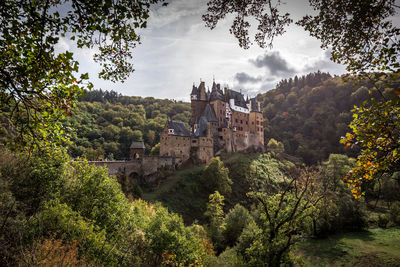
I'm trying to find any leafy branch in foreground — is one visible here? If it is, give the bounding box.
[0,0,163,149]
[341,98,400,197]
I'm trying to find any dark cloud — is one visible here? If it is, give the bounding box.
[250,51,295,76]
[234,72,262,84]
[303,48,346,73]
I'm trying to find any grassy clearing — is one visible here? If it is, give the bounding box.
[296,227,400,267]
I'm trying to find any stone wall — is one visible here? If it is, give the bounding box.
[160,134,191,161]
[89,155,182,177]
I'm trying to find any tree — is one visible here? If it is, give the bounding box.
[237,169,322,267]
[224,204,253,248]
[201,157,233,195]
[267,138,284,150]
[0,0,164,148]
[204,191,226,253]
[150,143,160,155]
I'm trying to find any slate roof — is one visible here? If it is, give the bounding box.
[209,82,224,101]
[227,89,247,108]
[130,141,145,149]
[201,104,218,122]
[168,120,191,136]
[250,98,261,112]
[206,89,211,101]
[194,116,208,137]
[191,85,198,96]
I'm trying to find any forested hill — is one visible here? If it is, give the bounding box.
[66,72,394,164]
[260,71,392,164]
[64,90,191,160]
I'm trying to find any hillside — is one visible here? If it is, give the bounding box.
[259,72,395,164]
[142,152,296,224]
[64,90,191,160]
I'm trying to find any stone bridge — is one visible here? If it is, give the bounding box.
[89,155,182,177]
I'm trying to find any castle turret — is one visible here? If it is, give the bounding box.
[191,81,208,129]
[199,81,207,101]
[191,84,198,100]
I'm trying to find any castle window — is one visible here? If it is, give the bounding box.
[192,140,197,143]
[235,119,238,123]
[168,129,174,135]
[240,120,242,124]
[246,121,248,125]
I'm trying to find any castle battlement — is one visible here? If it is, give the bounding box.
[160,81,264,163]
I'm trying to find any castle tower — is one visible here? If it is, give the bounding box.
[190,82,208,130]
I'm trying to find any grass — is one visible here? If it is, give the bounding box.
[296,227,400,266]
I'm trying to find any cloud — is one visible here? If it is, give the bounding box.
[249,51,295,76]
[149,0,207,29]
[234,72,262,84]
[303,49,346,73]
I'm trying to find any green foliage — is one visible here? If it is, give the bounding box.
[65,92,191,159]
[313,154,368,236]
[245,152,292,193]
[378,214,389,228]
[261,73,387,164]
[389,202,400,225]
[146,204,205,264]
[205,191,226,253]
[0,0,165,148]
[27,200,112,265]
[201,157,233,195]
[150,143,160,155]
[235,169,321,267]
[322,154,355,192]
[224,204,253,248]
[298,1,399,75]
[267,138,284,150]
[60,160,132,239]
[240,189,318,267]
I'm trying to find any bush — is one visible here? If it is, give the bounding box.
[389,202,400,225]
[378,214,389,228]
[267,138,284,150]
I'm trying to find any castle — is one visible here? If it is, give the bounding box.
[159,81,264,163]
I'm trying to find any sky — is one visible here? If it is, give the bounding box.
[65,0,351,101]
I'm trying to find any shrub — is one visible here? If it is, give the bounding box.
[201,157,232,195]
[378,214,389,228]
[389,202,400,225]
